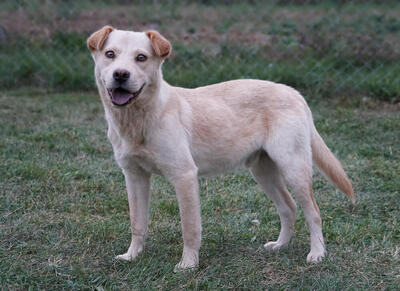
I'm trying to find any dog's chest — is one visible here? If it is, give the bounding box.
[108,129,161,174]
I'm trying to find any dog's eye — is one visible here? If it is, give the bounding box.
[136,54,147,62]
[105,51,115,59]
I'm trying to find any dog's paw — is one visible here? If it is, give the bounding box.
[264,241,287,251]
[173,247,199,273]
[115,245,143,262]
[116,252,137,261]
[173,261,198,273]
[306,250,325,263]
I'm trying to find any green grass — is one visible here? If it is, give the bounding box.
[0,89,399,289]
[1,1,400,102]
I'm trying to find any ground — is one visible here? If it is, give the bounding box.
[1,2,400,101]
[0,1,399,289]
[0,90,399,289]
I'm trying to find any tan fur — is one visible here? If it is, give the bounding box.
[87,27,355,271]
[87,26,114,51]
[146,30,172,58]
[311,129,356,202]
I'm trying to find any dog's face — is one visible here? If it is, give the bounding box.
[87,26,171,107]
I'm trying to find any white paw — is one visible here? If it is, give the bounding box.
[264,241,287,251]
[306,250,325,263]
[173,247,199,273]
[116,252,136,261]
[115,245,143,262]
[173,261,198,273]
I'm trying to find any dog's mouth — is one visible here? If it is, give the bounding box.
[107,84,145,106]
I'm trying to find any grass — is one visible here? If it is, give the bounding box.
[1,1,400,102]
[1,1,399,288]
[0,88,399,289]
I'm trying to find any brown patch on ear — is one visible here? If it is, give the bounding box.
[87,26,114,51]
[146,30,172,58]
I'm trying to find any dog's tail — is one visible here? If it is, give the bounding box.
[311,127,356,203]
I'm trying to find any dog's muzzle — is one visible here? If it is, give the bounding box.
[107,84,145,106]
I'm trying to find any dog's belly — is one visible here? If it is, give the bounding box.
[195,155,252,176]
[192,142,262,177]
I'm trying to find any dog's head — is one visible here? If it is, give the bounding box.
[87,26,171,107]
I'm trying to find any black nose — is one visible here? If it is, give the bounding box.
[113,69,130,83]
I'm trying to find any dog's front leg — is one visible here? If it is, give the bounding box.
[171,169,202,272]
[116,168,151,261]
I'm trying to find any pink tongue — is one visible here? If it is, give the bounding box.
[111,88,134,105]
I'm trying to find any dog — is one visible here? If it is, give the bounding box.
[87,26,355,272]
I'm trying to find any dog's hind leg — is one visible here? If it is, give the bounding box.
[250,152,297,251]
[266,138,325,263]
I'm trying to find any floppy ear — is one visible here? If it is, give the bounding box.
[87,25,114,51]
[146,30,172,58]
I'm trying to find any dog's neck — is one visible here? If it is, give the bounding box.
[99,74,170,143]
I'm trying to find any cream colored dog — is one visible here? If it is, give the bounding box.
[87,26,355,272]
